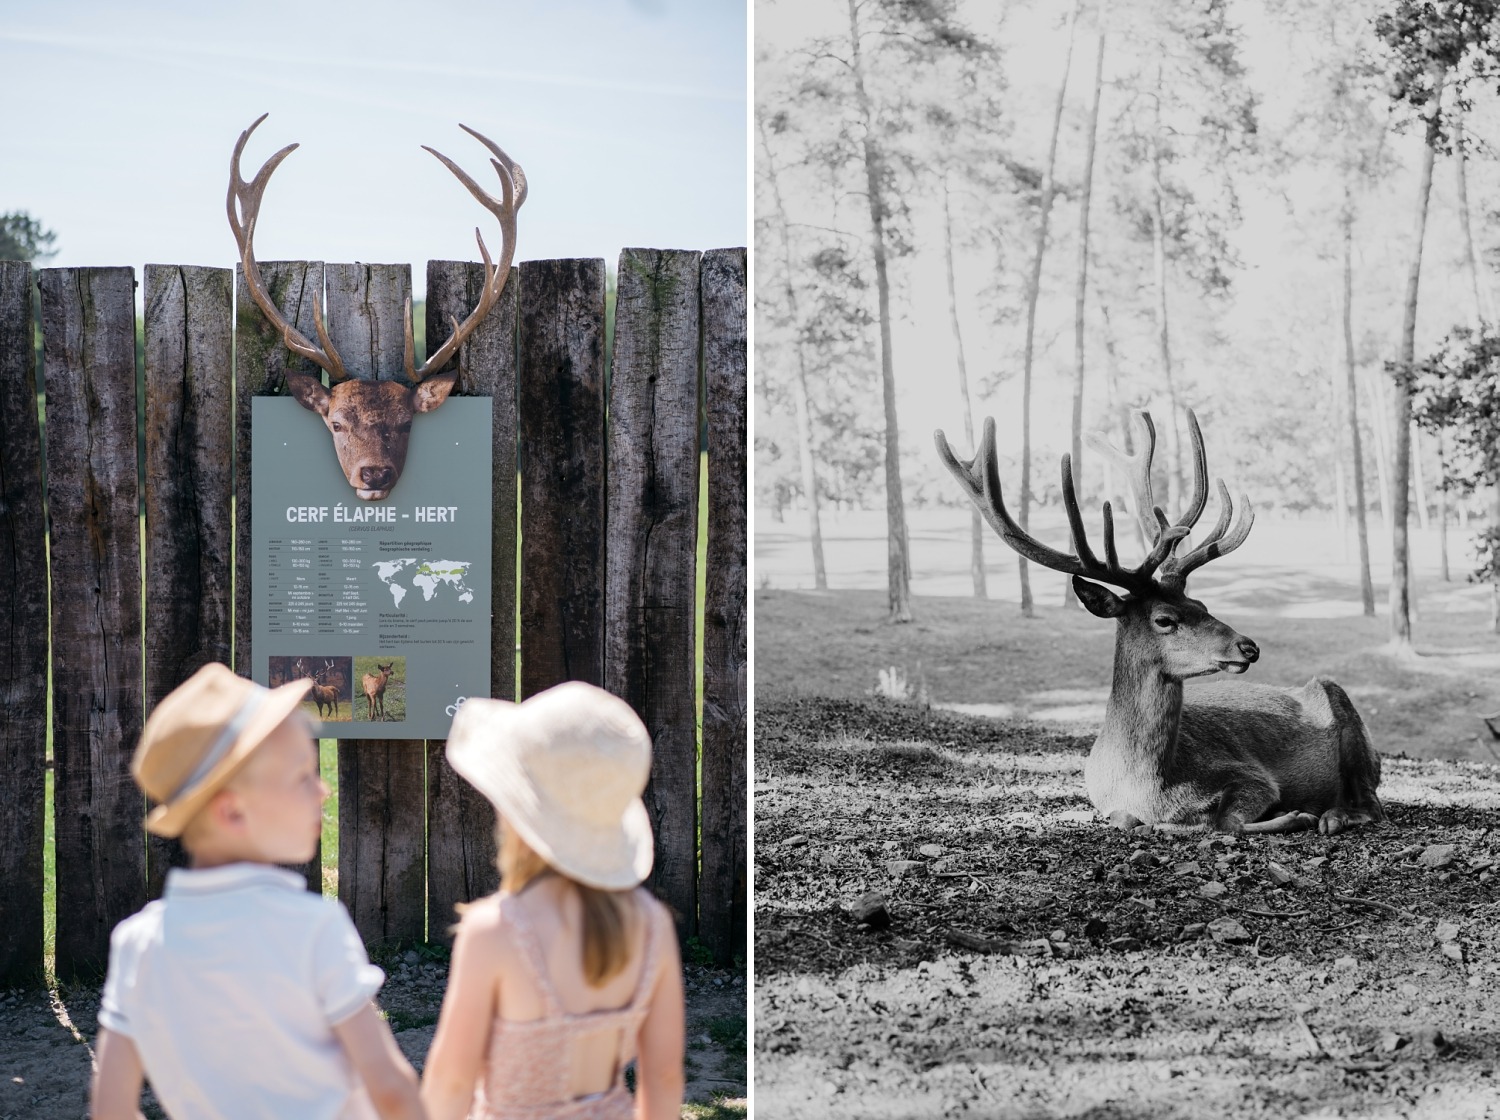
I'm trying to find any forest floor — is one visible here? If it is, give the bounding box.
[0,958,746,1119]
[755,516,1500,1117]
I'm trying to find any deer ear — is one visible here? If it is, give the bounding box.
[413,371,458,413]
[1072,576,1127,619]
[286,371,331,417]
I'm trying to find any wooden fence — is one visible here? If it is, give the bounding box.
[0,249,747,984]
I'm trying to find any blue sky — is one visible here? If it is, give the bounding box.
[1,0,747,296]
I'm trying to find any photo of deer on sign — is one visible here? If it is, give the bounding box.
[936,409,1386,836]
[267,655,353,724]
[229,113,523,501]
[354,656,406,724]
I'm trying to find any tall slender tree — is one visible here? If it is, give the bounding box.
[758,118,829,590]
[942,176,986,598]
[1065,0,1108,608]
[1017,0,1080,617]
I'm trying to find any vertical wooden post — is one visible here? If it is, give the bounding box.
[327,263,426,947]
[424,260,518,936]
[235,260,326,892]
[0,262,47,985]
[606,249,702,937]
[143,265,235,897]
[519,260,607,696]
[699,248,748,965]
[41,267,145,979]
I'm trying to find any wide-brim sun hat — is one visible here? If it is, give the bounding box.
[445,681,654,891]
[133,663,315,838]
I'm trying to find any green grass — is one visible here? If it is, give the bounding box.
[705,1014,747,1056]
[320,738,338,896]
[681,1103,747,1120]
[43,765,55,975]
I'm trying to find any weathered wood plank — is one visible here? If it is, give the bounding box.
[41,267,145,979]
[606,249,702,936]
[519,259,607,696]
[698,248,748,965]
[0,262,47,985]
[143,265,234,898]
[424,260,518,937]
[235,260,326,892]
[328,263,426,946]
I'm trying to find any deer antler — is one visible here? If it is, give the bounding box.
[228,114,351,382]
[406,125,526,383]
[1086,408,1213,550]
[934,419,1186,596]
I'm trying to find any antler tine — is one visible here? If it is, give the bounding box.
[1173,408,1210,540]
[1060,454,1102,571]
[1085,410,1160,544]
[1102,502,1118,570]
[410,130,522,383]
[457,124,529,211]
[1161,485,1254,588]
[935,421,1089,579]
[227,114,351,382]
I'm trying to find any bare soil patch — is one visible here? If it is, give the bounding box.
[756,696,1500,1118]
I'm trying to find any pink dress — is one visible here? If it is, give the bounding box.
[471,891,665,1120]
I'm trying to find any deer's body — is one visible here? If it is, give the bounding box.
[310,681,341,721]
[363,663,395,722]
[936,408,1385,836]
[1087,673,1381,832]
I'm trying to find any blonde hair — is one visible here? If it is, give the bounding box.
[495,822,634,987]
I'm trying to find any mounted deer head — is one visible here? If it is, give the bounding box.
[228,113,526,499]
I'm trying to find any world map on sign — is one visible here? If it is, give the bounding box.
[373,558,476,610]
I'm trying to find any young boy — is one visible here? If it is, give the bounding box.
[90,663,425,1120]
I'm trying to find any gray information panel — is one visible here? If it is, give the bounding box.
[252,397,492,738]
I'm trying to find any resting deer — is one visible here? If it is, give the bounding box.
[363,663,396,722]
[934,410,1385,836]
[228,113,525,500]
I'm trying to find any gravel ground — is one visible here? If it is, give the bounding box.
[756,696,1500,1119]
[0,953,745,1119]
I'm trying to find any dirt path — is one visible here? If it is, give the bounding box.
[756,697,1500,1118]
[0,958,745,1119]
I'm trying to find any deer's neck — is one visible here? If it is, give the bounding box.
[1101,636,1183,771]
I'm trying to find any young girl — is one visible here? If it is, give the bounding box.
[421,682,686,1120]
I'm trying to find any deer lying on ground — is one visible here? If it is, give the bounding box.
[363,663,396,722]
[228,114,525,500]
[934,409,1385,836]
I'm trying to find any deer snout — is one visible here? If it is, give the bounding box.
[1218,637,1259,674]
[1237,638,1260,663]
[360,465,394,490]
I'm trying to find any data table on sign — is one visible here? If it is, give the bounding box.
[265,537,372,640]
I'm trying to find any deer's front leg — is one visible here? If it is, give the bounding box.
[1210,777,1283,835]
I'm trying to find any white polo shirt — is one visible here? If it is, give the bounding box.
[99,863,385,1120]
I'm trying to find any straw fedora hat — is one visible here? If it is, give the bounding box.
[445,682,654,891]
[133,663,314,838]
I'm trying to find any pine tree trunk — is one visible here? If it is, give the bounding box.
[1455,108,1491,325]
[1390,65,1446,649]
[1150,67,1184,514]
[1365,368,1392,538]
[1065,2,1107,608]
[1455,107,1493,609]
[847,0,911,622]
[758,121,828,590]
[942,180,985,599]
[1017,0,1080,617]
[1342,203,1376,616]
